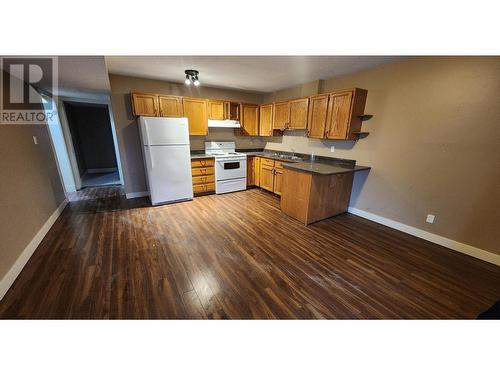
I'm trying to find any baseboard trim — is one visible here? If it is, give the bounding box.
[347,207,500,267]
[126,191,149,199]
[0,199,69,301]
[87,168,117,173]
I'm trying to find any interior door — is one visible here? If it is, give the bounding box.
[326,91,353,139]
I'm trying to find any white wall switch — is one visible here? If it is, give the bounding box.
[426,214,435,224]
[33,136,38,145]
[330,146,335,152]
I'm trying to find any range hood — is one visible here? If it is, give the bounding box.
[208,119,241,128]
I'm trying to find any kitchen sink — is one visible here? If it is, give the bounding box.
[269,153,303,161]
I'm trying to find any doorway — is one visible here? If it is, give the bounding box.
[64,102,121,189]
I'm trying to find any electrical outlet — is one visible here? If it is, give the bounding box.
[33,136,38,145]
[426,214,435,224]
[330,146,335,152]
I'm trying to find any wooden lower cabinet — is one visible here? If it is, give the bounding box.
[191,158,215,196]
[281,168,354,225]
[274,167,283,196]
[259,162,275,192]
[247,156,260,187]
[258,158,282,195]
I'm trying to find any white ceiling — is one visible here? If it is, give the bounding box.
[55,56,111,97]
[105,56,403,93]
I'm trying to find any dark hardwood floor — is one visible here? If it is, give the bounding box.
[67,185,124,202]
[1,188,499,319]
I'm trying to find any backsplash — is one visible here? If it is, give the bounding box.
[189,128,280,150]
[264,130,357,157]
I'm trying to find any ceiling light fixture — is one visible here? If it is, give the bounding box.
[184,69,200,86]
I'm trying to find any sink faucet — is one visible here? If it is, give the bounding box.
[291,148,295,158]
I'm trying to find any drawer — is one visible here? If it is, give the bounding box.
[261,158,275,167]
[191,158,214,168]
[192,175,215,185]
[191,167,214,176]
[193,183,215,194]
[275,161,284,169]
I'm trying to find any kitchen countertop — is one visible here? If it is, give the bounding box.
[240,150,370,176]
[190,149,371,175]
[190,152,215,160]
[281,162,370,175]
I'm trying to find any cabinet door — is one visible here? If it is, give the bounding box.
[229,102,240,121]
[208,100,225,120]
[247,156,260,186]
[273,101,290,130]
[182,98,208,135]
[158,95,183,117]
[288,98,309,129]
[259,104,273,136]
[240,104,259,136]
[131,92,158,116]
[259,163,275,192]
[274,168,283,196]
[307,94,329,138]
[326,91,353,139]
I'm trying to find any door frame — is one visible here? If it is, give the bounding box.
[59,95,124,188]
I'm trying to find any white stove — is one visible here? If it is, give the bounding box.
[205,142,247,194]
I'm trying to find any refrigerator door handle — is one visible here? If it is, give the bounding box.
[150,147,154,169]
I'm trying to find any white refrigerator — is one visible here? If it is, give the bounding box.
[138,116,193,205]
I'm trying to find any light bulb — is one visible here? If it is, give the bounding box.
[185,77,191,85]
[193,79,200,87]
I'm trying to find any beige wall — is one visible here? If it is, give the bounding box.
[108,74,278,194]
[264,57,500,255]
[0,75,66,281]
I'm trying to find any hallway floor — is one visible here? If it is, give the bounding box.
[81,171,120,188]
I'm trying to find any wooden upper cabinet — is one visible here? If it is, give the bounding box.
[325,88,368,140]
[259,104,273,136]
[131,92,158,116]
[240,103,259,136]
[182,98,208,135]
[208,100,225,120]
[325,91,353,139]
[158,95,183,117]
[288,98,309,129]
[307,94,330,138]
[229,102,240,121]
[273,101,290,130]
